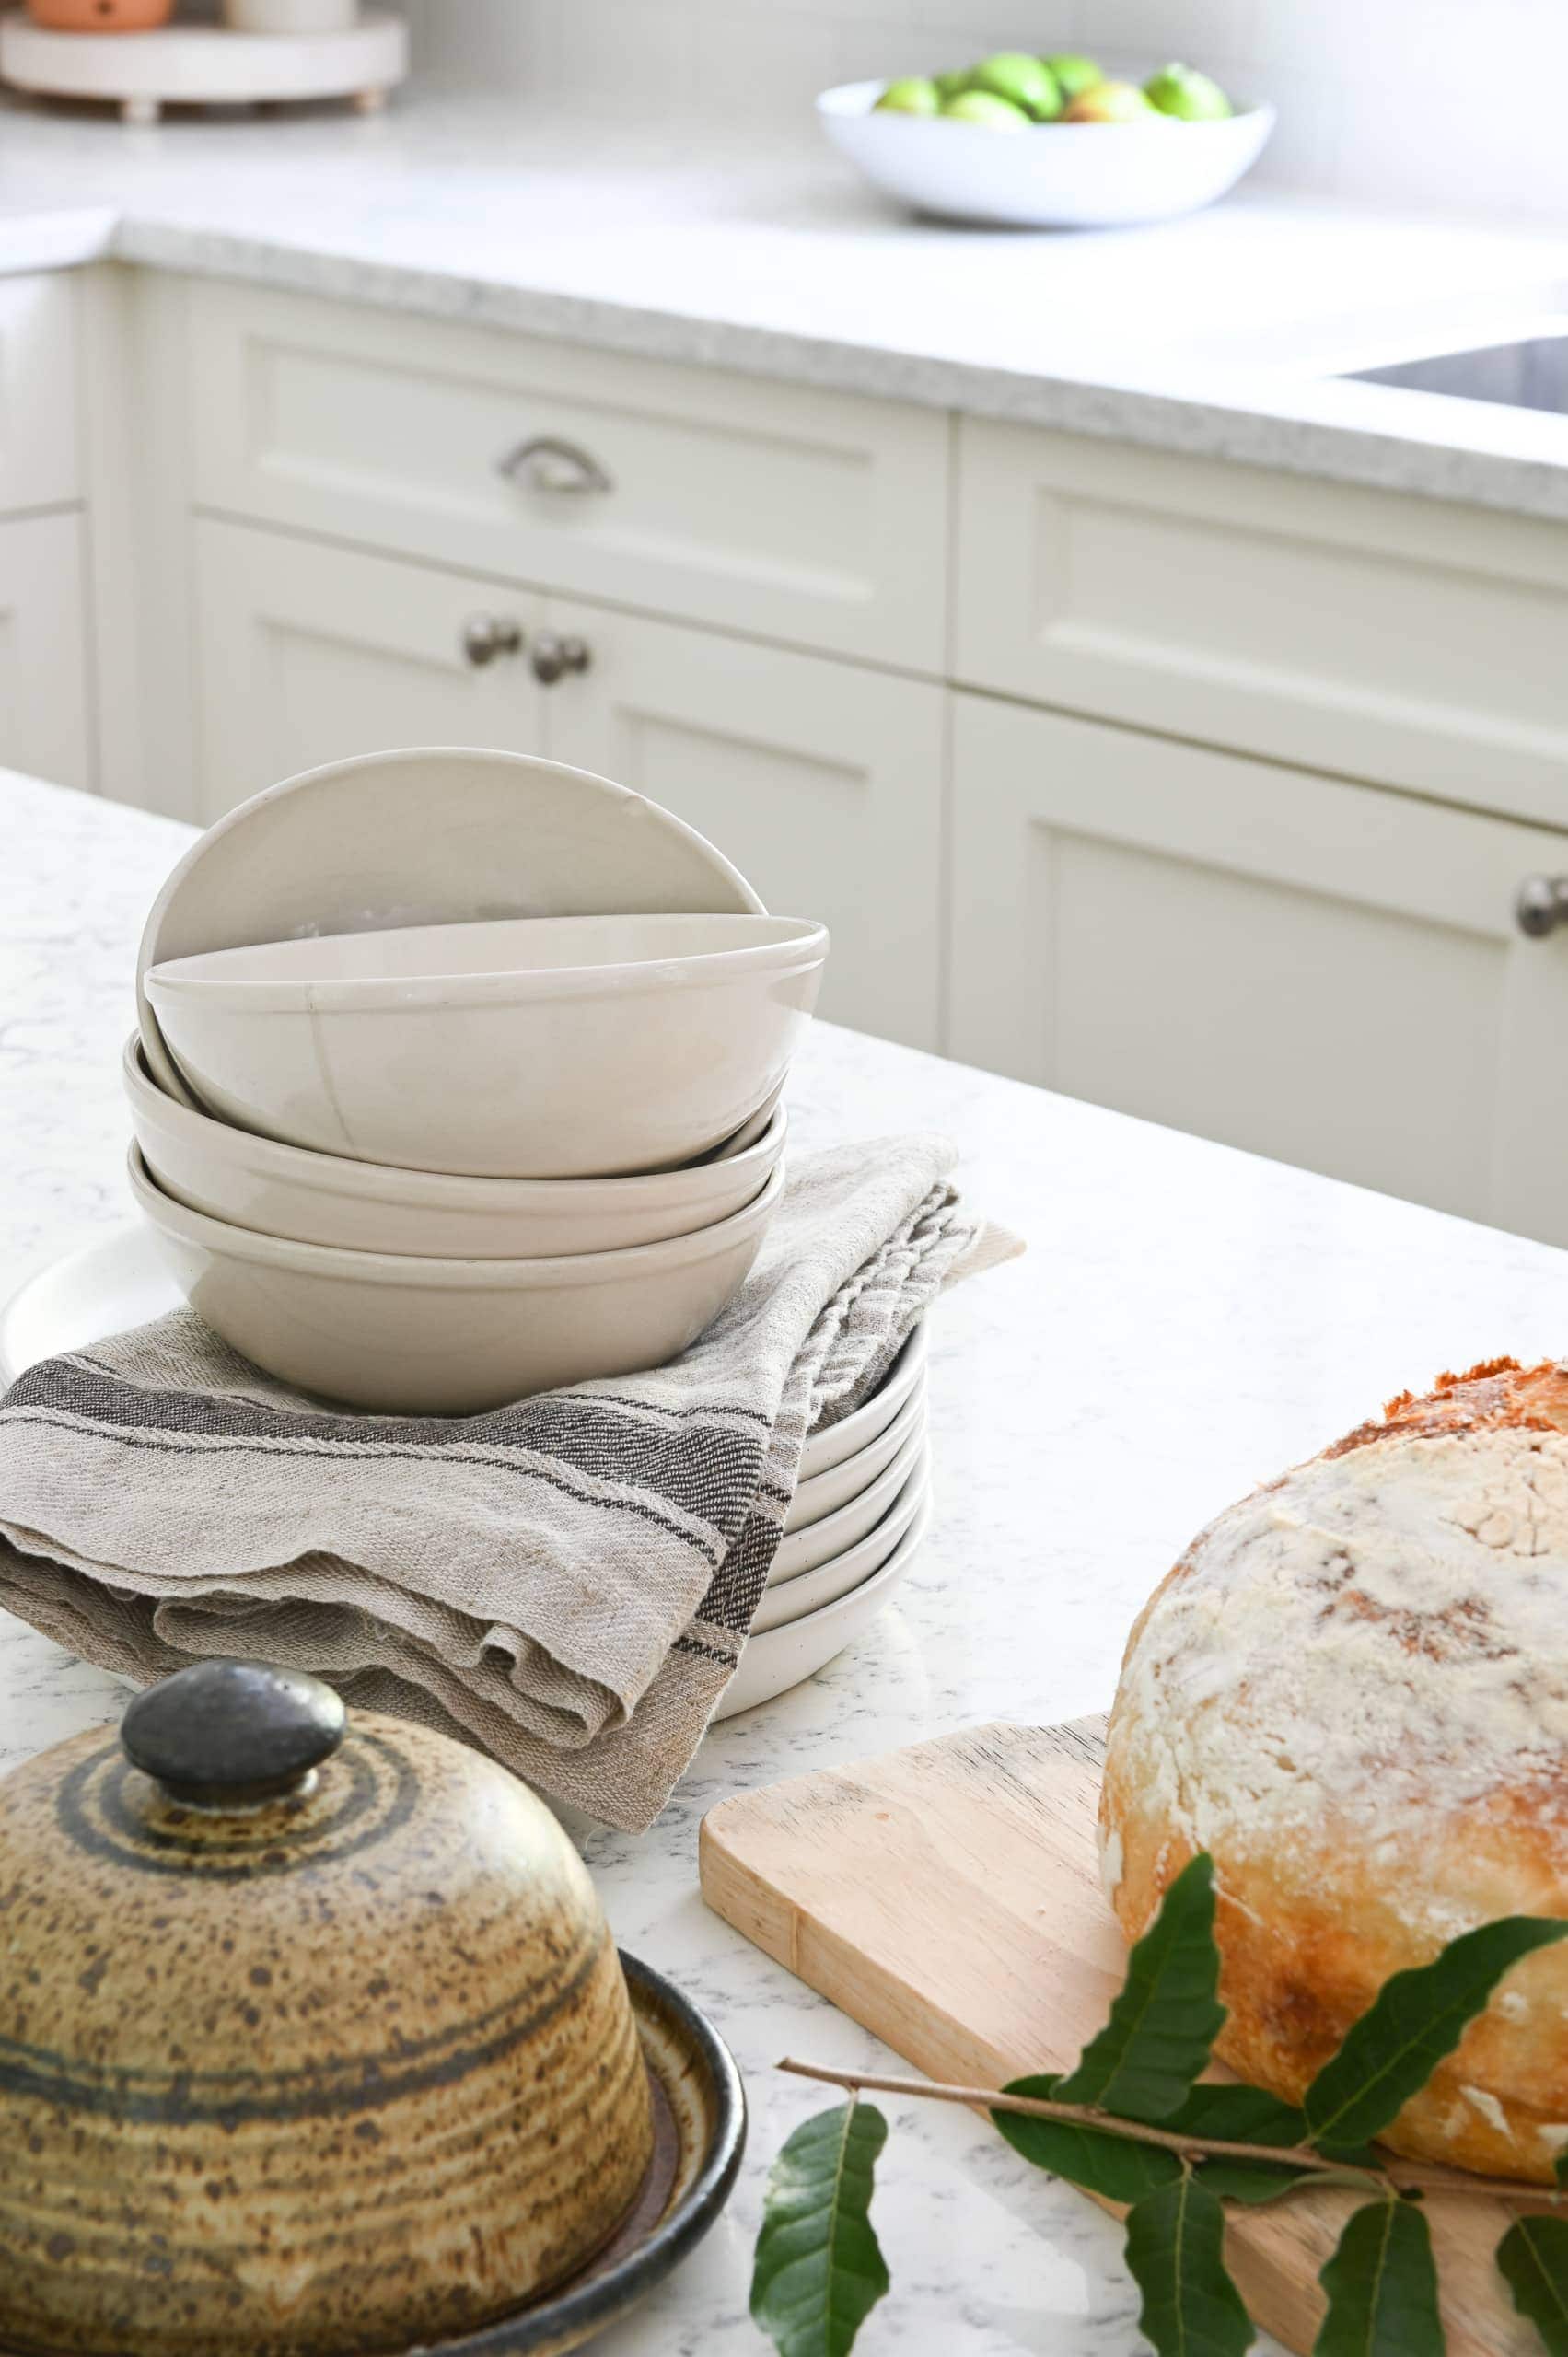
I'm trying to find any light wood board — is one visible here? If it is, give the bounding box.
[700,1718,1530,2357]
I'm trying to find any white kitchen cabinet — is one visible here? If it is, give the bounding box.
[0,511,91,791]
[956,422,1568,831]
[187,280,949,674]
[192,518,547,822]
[949,691,1568,1247]
[0,273,80,515]
[540,597,945,1048]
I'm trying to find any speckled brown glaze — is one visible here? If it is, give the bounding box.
[0,1708,653,2356]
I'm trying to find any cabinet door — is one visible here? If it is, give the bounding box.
[949,691,1568,1247]
[541,597,945,1048]
[0,511,91,791]
[192,518,546,822]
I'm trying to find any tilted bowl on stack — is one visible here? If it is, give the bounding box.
[126,747,826,1416]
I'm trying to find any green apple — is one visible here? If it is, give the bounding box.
[933,68,970,100]
[874,75,941,116]
[1063,78,1158,122]
[966,51,1062,120]
[1041,52,1103,103]
[941,87,1031,129]
[1144,61,1233,119]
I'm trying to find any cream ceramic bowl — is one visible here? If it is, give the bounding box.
[135,748,765,1107]
[768,1415,928,1585]
[797,1320,927,1483]
[145,912,828,1178]
[784,1384,924,1534]
[755,1456,931,1633]
[129,1146,784,1414]
[124,1035,786,1260]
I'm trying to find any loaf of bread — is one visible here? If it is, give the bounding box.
[1100,1357,1568,2181]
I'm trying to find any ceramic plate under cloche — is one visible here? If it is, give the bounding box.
[418,1948,746,2357]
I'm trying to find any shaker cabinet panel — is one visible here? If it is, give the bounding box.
[956,421,1568,830]
[541,597,945,1048]
[948,691,1568,1248]
[0,510,91,791]
[0,273,80,515]
[192,518,546,823]
[188,281,949,673]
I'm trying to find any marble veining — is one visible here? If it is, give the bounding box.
[9,768,1568,2351]
[0,96,1565,519]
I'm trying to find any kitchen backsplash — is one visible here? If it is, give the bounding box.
[401,0,1568,222]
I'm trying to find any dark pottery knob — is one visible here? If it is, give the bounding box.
[120,1657,346,1806]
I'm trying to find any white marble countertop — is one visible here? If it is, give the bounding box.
[11,767,1568,2350]
[1,92,1567,518]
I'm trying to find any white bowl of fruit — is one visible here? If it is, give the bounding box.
[818,54,1273,228]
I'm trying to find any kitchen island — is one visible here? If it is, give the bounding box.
[6,765,1568,2356]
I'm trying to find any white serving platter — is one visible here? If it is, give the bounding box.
[784,1379,925,1534]
[0,9,408,125]
[0,1225,173,1387]
[754,1455,931,1634]
[713,1488,935,1722]
[796,1318,927,1484]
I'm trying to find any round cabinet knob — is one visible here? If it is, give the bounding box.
[496,435,613,496]
[1516,875,1568,938]
[530,632,592,686]
[461,613,524,667]
[121,1658,346,1808]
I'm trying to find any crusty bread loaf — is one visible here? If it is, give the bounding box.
[1100,1358,1568,2181]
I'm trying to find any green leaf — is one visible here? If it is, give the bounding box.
[1056,1853,1226,2122]
[1313,2197,1443,2357]
[1196,2157,1324,2208]
[750,2100,890,2357]
[1124,2171,1254,2356]
[994,2074,1182,2202]
[1161,2084,1311,2147]
[1303,1917,1568,2154]
[1498,2212,1568,2355]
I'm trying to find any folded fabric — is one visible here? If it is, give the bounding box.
[0,1136,1018,1830]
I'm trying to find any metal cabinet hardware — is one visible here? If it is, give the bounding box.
[1516,875,1568,937]
[529,632,592,685]
[496,435,614,495]
[460,614,524,667]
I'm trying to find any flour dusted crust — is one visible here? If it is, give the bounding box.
[1100,1358,1568,2181]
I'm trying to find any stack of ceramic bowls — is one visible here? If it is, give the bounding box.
[714,1322,933,1719]
[124,747,828,1416]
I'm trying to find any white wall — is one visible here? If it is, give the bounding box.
[402,0,1568,223]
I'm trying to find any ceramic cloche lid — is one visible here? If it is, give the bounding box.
[0,1660,655,2357]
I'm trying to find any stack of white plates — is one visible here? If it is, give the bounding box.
[714,1323,933,1719]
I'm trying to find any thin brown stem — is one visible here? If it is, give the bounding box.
[776,2058,1566,2206]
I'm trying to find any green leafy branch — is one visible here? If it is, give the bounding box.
[749,1854,1568,2357]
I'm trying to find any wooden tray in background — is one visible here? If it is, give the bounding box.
[700,1718,1529,2357]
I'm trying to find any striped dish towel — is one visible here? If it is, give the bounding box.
[0,1137,1018,1831]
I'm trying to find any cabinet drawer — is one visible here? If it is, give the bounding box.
[0,273,79,513]
[948,691,1568,1247]
[188,282,948,673]
[957,423,1568,829]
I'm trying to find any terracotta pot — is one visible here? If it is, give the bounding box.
[26,0,175,29]
[0,1661,656,2357]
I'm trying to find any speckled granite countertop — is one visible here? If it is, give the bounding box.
[1,93,1567,517]
[8,767,1568,2351]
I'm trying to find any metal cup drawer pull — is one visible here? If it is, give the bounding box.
[460,614,524,667]
[497,435,614,495]
[530,632,591,685]
[1516,876,1568,937]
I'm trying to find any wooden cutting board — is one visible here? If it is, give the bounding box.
[700,1719,1530,2357]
